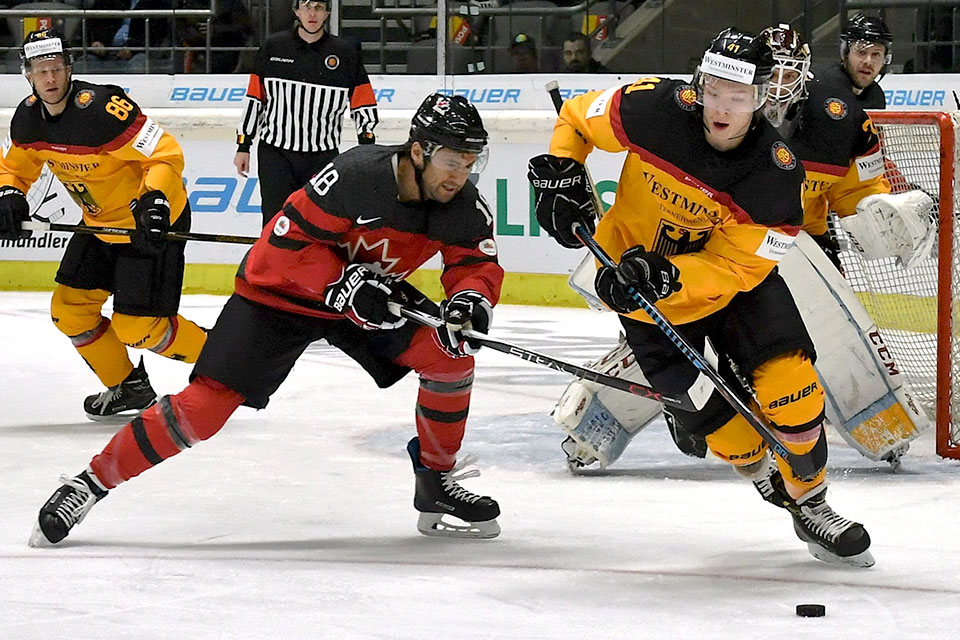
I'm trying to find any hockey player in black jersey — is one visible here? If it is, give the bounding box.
[813,13,891,110]
[0,29,207,421]
[30,93,505,546]
[530,27,873,567]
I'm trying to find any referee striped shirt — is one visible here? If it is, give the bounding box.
[237,29,379,153]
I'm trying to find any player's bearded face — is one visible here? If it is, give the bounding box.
[844,42,885,89]
[419,147,479,203]
[26,57,71,106]
[701,76,756,151]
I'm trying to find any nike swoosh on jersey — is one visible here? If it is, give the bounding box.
[356,215,381,225]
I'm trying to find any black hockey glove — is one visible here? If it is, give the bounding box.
[594,245,682,313]
[357,131,376,145]
[527,154,595,249]
[323,264,405,331]
[132,190,171,255]
[0,186,32,241]
[810,231,844,275]
[436,290,493,357]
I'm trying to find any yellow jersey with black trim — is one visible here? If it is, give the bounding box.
[788,81,890,236]
[550,77,805,325]
[0,80,188,243]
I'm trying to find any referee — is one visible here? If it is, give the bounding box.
[234,0,379,226]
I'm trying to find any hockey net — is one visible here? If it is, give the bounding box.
[832,111,959,459]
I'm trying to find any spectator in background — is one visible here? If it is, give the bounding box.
[560,32,610,72]
[81,0,175,72]
[509,33,539,72]
[178,0,254,73]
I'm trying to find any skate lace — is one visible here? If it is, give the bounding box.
[801,500,854,542]
[53,474,96,528]
[440,453,484,504]
[90,386,122,410]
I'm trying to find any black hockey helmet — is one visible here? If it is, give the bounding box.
[841,13,893,64]
[409,93,489,155]
[694,27,774,112]
[20,28,73,72]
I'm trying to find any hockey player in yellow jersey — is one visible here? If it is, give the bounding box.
[0,29,207,420]
[528,27,873,567]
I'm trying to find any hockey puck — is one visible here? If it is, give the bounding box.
[796,604,826,617]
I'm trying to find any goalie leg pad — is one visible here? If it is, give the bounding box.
[553,337,661,469]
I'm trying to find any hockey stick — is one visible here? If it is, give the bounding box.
[574,227,818,479]
[390,303,700,411]
[545,80,818,480]
[21,220,258,245]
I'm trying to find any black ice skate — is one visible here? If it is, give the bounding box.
[407,437,500,539]
[790,485,874,568]
[29,470,108,547]
[741,453,794,510]
[84,358,157,421]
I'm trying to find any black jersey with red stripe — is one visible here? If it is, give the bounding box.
[0,80,189,239]
[235,144,503,319]
[787,80,888,234]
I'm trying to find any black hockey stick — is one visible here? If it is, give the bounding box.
[546,80,818,480]
[575,227,818,479]
[391,304,701,411]
[21,220,258,245]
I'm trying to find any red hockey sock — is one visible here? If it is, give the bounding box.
[90,376,244,488]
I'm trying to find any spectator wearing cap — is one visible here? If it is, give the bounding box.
[510,33,539,72]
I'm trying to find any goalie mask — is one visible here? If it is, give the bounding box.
[760,24,811,128]
[409,93,489,173]
[694,27,774,114]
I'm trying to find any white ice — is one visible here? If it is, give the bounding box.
[1,292,958,639]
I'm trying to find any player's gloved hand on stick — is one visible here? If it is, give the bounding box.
[436,290,493,357]
[324,263,405,330]
[131,190,171,254]
[527,154,595,249]
[0,186,32,241]
[357,131,376,145]
[594,245,681,313]
[810,231,844,274]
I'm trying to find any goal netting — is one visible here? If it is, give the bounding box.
[832,111,959,459]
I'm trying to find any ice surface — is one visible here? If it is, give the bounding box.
[1,293,958,638]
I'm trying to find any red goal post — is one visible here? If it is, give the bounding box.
[841,110,958,459]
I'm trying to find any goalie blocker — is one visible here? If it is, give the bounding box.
[556,231,931,469]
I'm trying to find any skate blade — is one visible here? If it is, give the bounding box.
[806,542,875,568]
[27,523,53,548]
[85,400,157,423]
[416,513,500,539]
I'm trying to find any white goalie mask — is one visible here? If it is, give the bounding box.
[760,24,811,127]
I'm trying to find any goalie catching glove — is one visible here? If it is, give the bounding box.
[436,290,493,358]
[527,154,596,248]
[594,245,682,313]
[323,264,405,330]
[840,191,936,269]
